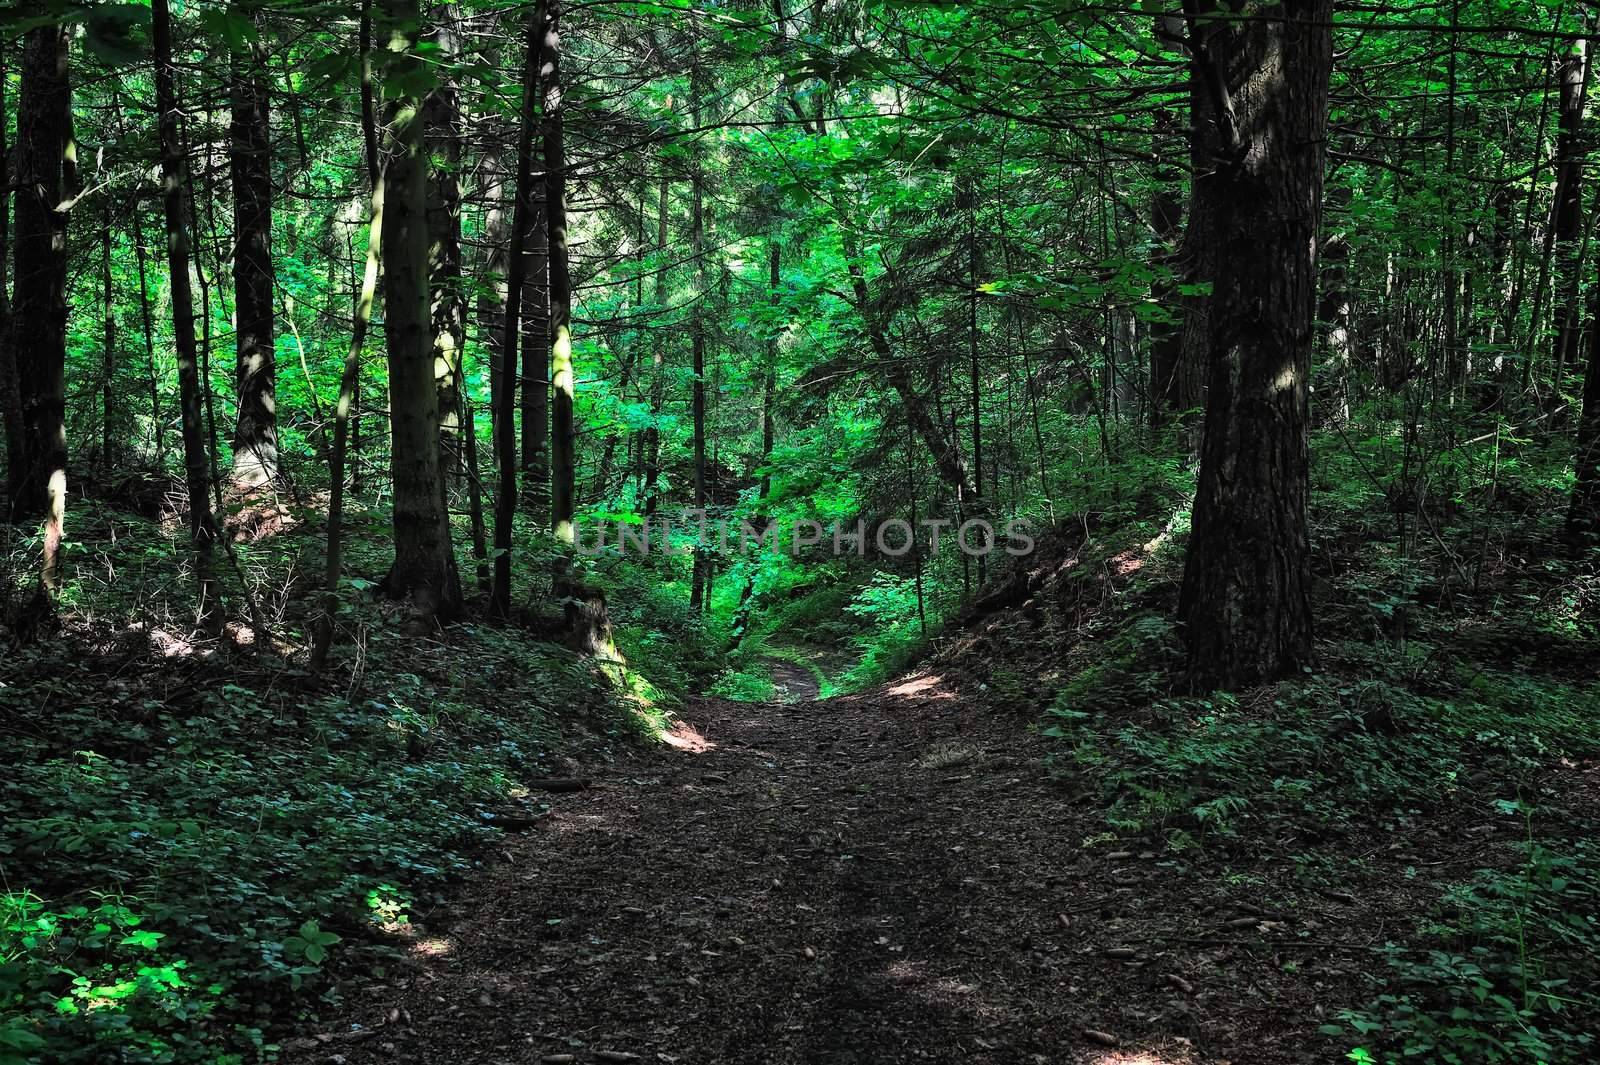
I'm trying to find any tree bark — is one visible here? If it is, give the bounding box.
[642,174,669,517]
[1177,0,1331,689]
[5,24,70,578]
[1550,39,1590,392]
[491,0,544,618]
[544,0,575,545]
[1148,101,1187,429]
[521,188,550,517]
[313,3,391,668]
[229,36,277,489]
[426,4,466,480]
[689,64,709,610]
[153,0,220,623]
[378,0,462,618]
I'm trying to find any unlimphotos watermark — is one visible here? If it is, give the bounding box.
[573,513,1035,558]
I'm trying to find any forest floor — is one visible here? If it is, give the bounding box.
[275,668,1495,1065]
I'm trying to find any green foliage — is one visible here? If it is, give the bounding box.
[1325,836,1600,1064]
[0,582,632,1063]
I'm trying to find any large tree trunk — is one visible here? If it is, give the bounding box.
[153,0,220,623]
[1177,0,1331,689]
[6,25,71,594]
[229,38,277,489]
[378,0,462,618]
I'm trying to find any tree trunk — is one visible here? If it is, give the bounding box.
[426,4,466,481]
[729,237,780,648]
[312,3,390,668]
[1148,101,1186,429]
[1569,312,1600,543]
[101,200,116,470]
[642,174,669,517]
[134,214,165,464]
[478,133,511,446]
[1172,35,1216,439]
[1177,0,1331,689]
[312,158,386,667]
[688,66,709,610]
[491,0,544,618]
[1550,39,1590,392]
[378,0,462,618]
[153,0,220,623]
[6,24,70,574]
[229,37,277,489]
[521,191,550,517]
[544,0,575,545]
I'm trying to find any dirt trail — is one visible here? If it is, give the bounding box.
[763,656,821,702]
[287,677,1328,1065]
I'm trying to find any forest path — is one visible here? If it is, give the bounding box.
[762,656,821,702]
[287,675,1273,1065]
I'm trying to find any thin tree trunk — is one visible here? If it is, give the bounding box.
[1148,101,1187,429]
[491,0,543,618]
[134,213,164,464]
[426,4,466,483]
[479,134,511,446]
[688,65,709,610]
[1551,37,1592,393]
[642,174,669,517]
[544,0,575,544]
[101,200,116,469]
[965,176,985,587]
[312,12,390,668]
[729,238,780,648]
[153,0,220,625]
[0,39,18,500]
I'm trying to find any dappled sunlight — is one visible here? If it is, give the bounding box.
[886,674,954,700]
[1107,548,1144,577]
[407,935,455,960]
[546,811,613,839]
[661,720,716,752]
[1088,1050,1187,1065]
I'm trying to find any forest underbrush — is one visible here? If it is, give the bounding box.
[930,428,1600,1064]
[0,490,668,1065]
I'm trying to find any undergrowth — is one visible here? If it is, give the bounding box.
[1035,432,1600,1064]
[0,502,658,1064]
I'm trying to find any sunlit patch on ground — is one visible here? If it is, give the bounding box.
[408,936,454,959]
[546,812,612,838]
[886,674,953,699]
[1107,548,1144,576]
[1089,1050,1186,1065]
[661,720,715,752]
